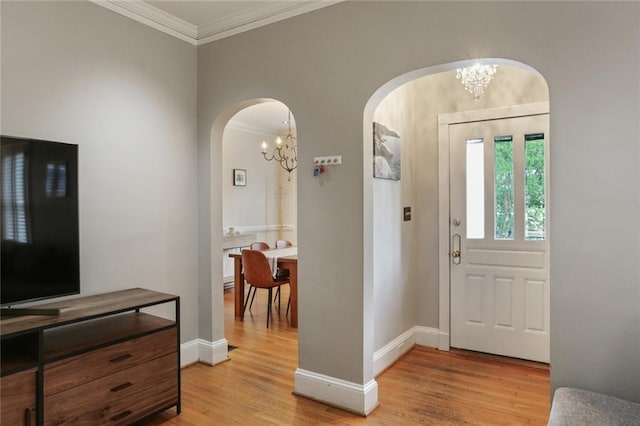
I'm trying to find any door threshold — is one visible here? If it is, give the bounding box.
[449,348,550,371]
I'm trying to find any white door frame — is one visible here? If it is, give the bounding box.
[437,102,550,351]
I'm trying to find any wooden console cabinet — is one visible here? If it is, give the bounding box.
[0,288,180,425]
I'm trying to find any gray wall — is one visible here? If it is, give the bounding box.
[372,89,417,350]
[0,1,199,341]
[198,1,640,400]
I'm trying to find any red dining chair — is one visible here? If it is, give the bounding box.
[245,242,270,309]
[241,249,289,328]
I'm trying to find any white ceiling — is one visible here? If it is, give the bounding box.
[92,0,340,45]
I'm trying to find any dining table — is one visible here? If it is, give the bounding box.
[229,248,298,328]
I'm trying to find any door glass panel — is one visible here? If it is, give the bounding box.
[525,133,546,240]
[494,136,514,240]
[466,138,484,239]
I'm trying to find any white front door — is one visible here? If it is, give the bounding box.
[449,112,550,363]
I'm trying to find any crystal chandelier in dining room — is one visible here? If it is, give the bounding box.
[261,109,297,181]
[456,63,498,100]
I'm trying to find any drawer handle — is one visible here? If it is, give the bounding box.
[110,382,133,392]
[110,353,132,363]
[110,410,132,422]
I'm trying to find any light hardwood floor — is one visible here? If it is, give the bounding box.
[142,285,550,425]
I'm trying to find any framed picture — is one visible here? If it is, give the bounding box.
[373,122,401,181]
[233,169,247,186]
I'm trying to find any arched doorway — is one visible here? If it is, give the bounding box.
[214,98,299,354]
[364,59,550,376]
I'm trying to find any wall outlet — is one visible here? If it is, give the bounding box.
[314,155,342,165]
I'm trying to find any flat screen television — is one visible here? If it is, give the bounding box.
[1,135,79,313]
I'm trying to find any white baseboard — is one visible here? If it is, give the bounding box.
[373,326,441,376]
[180,338,228,367]
[415,326,440,348]
[180,339,200,367]
[373,328,416,376]
[437,330,450,351]
[294,369,378,416]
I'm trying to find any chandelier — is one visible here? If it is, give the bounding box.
[261,109,297,181]
[456,63,498,100]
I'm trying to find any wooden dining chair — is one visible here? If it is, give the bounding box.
[250,241,270,251]
[275,239,293,249]
[241,249,289,328]
[245,242,271,310]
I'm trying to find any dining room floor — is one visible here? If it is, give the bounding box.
[141,284,551,425]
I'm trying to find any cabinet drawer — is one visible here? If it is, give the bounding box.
[44,327,176,395]
[44,352,178,426]
[1,368,37,426]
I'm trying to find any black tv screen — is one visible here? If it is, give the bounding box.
[1,136,79,306]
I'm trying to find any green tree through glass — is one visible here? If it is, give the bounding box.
[494,137,514,239]
[525,135,545,240]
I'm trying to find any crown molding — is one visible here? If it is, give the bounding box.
[91,0,198,45]
[91,0,342,46]
[197,1,342,45]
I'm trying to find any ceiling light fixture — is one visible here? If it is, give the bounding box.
[261,109,297,181]
[456,63,498,100]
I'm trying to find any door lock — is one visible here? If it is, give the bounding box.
[452,218,461,226]
[451,233,462,265]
